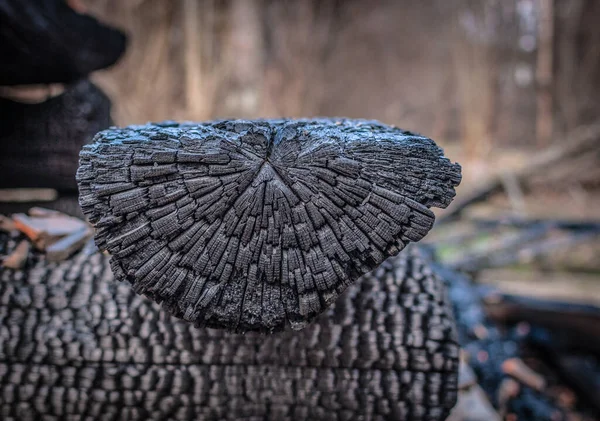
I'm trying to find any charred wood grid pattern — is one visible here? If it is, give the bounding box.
[0,233,458,421]
[77,119,461,332]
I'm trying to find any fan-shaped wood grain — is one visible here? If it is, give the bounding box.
[77,119,461,332]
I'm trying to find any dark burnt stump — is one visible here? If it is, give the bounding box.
[0,119,462,420]
[77,119,462,333]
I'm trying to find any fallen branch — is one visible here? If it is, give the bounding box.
[446,223,550,272]
[2,239,30,269]
[439,122,600,223]
[471,217,600,232]
[449,228,599,272]
[483,292,600,355]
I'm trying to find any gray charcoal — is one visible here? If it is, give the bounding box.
[77,119,461,333]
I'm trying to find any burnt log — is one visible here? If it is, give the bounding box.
[77,119,461,333]
[520,327,600,415]
[0,80,113,192]
[0,234,459,421]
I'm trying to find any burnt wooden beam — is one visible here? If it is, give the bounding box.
[77,119,461,333]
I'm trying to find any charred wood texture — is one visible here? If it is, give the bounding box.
[0,233,459,421]
[77,119,461,333]
[0,80,112,192]
[0,0,126,85]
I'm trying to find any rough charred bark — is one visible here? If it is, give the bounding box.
[0,233,459,421]
[77,119,461,333]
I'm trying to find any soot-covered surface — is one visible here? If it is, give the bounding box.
[77,119,461,332]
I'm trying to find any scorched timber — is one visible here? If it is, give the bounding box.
[77,119,462,332]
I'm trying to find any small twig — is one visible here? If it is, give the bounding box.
[46,226,93,262]
[502,358,547,392]
[0,215,17,232]
[497,378,521,419]
[2,239,30,269]
[0,188,58,203]
[500,171,527,216]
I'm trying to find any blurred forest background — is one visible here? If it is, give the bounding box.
[1,1,599,418]
[1,2,597,417]
[85,0,600,217]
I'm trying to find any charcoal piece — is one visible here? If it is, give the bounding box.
[521,326,600,414]
[0,234,459,421]
[432,259,567,420]
[0,0,126,85]
[77,119,462,332]
[0,80,113,192]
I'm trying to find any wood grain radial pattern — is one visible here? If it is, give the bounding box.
[77,119,462,332]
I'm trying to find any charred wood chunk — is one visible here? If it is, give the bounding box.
[0,0,126,85]
[0,236,459,421]
[77,119,462,333]
[434,262,568,420]
[0,80,113,192]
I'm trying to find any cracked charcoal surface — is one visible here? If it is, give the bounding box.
[0,232,459,421]
[77,119,462,332]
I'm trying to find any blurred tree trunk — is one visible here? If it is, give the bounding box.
[261,1,338,117]
[554,0,584,133]
[554,0,600,133]
[220,0,263,118]
[183,0,205,118]
[454,1,499,167]
[535,0,554,146]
